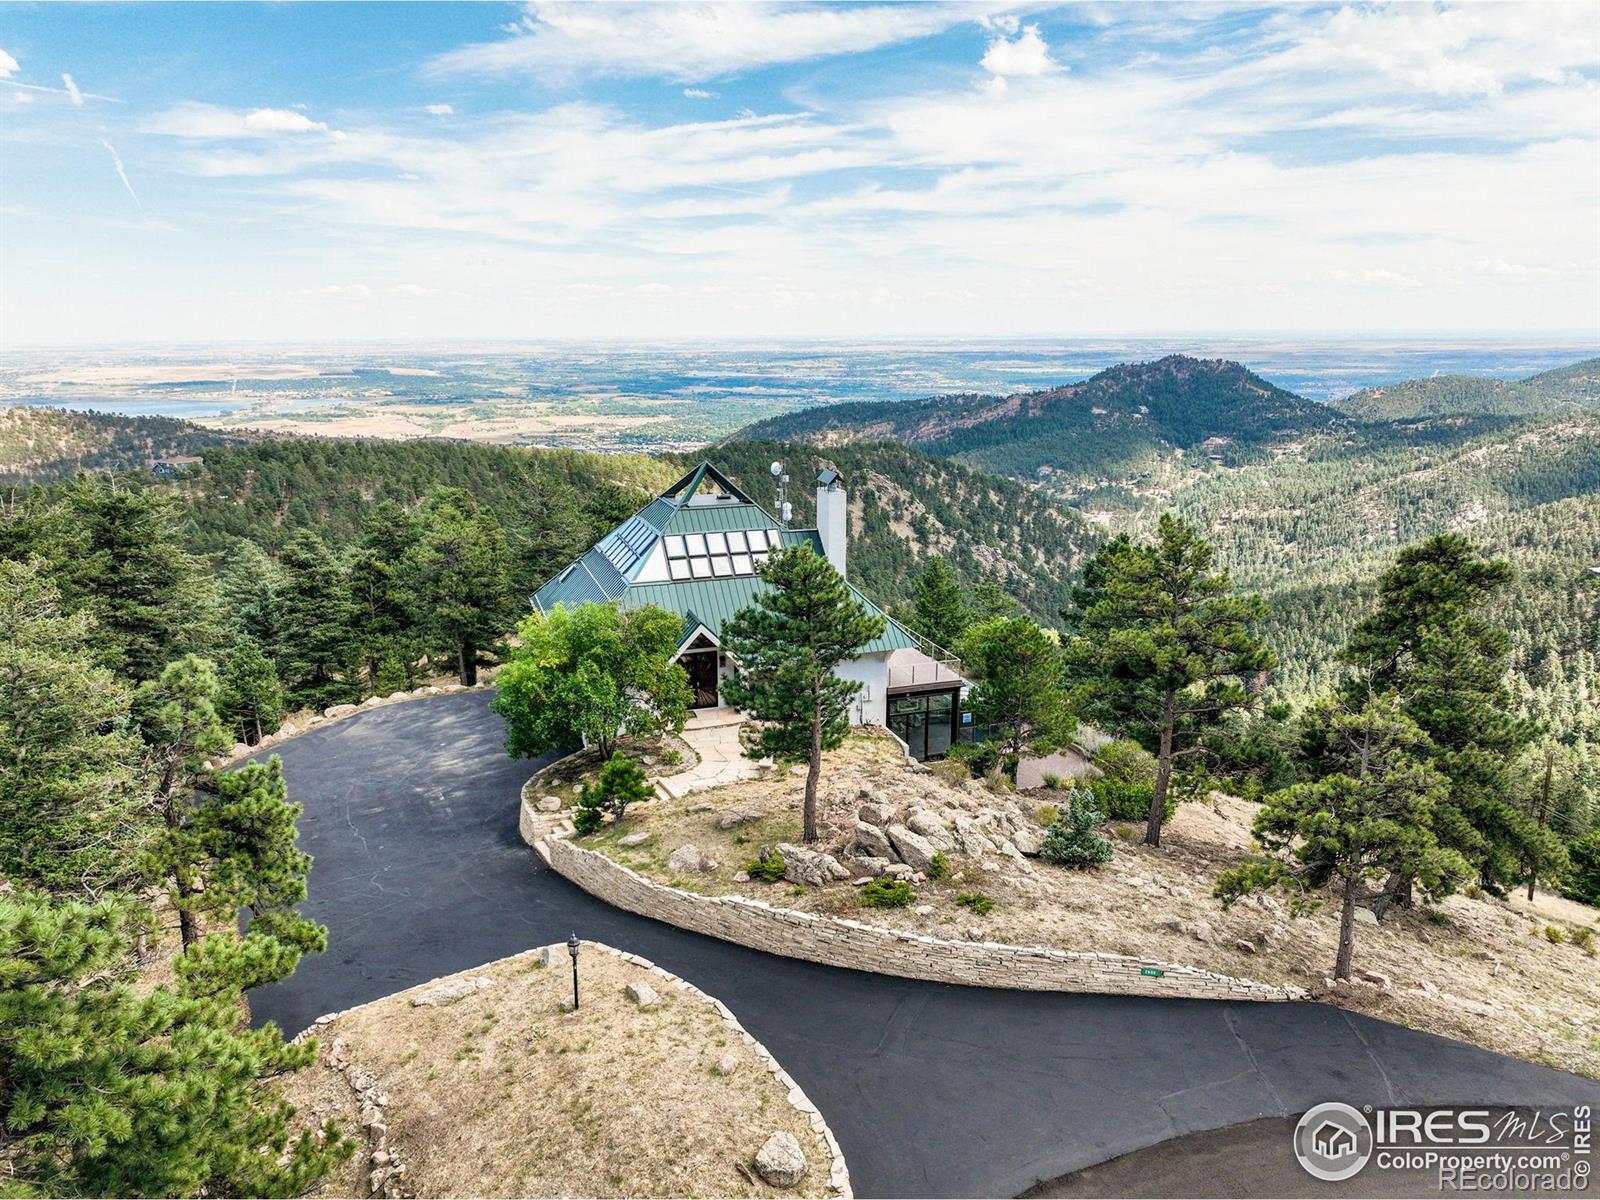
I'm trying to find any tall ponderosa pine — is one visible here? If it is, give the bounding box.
[133,655,232,948]
[721,545,884,843]
[0,891,348,1198]
[55,478,219,681]
[276,529,360,708]
[1066,515,1274,846]
[904,556,969,650]
[217,538,289,653]
[1217,698,1468,979]
[1342,534,1559,900]
[956,614,1075,775]
[404,488,515,686]
[347,500,420,689]
[493,602,690,760]
[0,561,150,897]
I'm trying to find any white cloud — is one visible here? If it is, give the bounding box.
[980,24,1056,77]
[683,88,717,100]
[61,73,83,107]
[429,1,986,82]
[12,90,30,105]
[145,102,338,138]
[0,49,18,78]
[424,103,454,115]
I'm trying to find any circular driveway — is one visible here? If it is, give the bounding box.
[250,691,1600,1199]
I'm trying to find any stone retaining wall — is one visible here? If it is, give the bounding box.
[536,835,1306,1003]
[294,941,851,1198]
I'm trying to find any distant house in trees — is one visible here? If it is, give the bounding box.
[531,462,967,759]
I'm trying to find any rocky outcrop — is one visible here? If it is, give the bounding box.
[668,845,717,873]
[410,976,493,1007]
[776,843,850,887]
[885,824,939,871]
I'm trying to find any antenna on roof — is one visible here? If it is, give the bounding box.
[771,460,791,527]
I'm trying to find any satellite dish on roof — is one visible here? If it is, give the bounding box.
[770,461,783,478]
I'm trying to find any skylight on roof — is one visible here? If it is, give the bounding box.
[597,515,657,575]
[666,530,770,581]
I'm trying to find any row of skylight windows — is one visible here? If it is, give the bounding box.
[598,516,656,573]
[664,528,780,581]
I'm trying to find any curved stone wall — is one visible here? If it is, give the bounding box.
[535,834,1307,1003]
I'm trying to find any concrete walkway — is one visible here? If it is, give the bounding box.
[656,706,770,799]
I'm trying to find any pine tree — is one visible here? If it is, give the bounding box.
[277,529,361,708]
[54,478,219,680]
[1217,698,1468,979]
[0,890,349,1198]
[347,500,420,689]
[218,637,286,745]
[721,545,885,843]
[133,655,232,949]
[1343,534,1554,900]
[1066,514,1275,846]
[217,539,289,653]
[956,614,1075,775]
[905,557,968,650]
[0,561,150,897]
[1038,788,1114,868]
[403,488,515,686]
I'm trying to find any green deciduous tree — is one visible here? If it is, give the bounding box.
[955,615,1075,776]
[1066,514,1275,847]
[494,602,690,761]
[0,561,149,898]
[0,890,349,1198]
[404,488,515,686]
[1216,698,1469,980]
[276,529,361,709]
[721,545,884,843]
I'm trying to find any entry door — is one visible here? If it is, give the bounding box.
[684,651,719,708]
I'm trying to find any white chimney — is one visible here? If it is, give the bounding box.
[815,469,847,577]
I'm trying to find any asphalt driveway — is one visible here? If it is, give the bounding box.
[249,691,1600,1199]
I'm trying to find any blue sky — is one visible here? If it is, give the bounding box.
[2,1,1597,343]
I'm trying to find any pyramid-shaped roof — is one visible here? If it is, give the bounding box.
[531,462,918,654]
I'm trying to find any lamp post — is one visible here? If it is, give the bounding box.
[566,932,580,1011]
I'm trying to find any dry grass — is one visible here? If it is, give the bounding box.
[579,731,1600,1079]
[281,949,831,1198]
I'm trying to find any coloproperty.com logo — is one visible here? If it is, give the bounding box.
[1294,1103,1592,1193]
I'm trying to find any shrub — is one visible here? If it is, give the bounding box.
[574,752,653,835]
[1039,789,1114,870]
[1544,925,1566,945]
[661,748,683,767]
[572,805,603,836]
[1571,926,1595,955]
[1042,772,1065,790]
[955,892,994,916]
[1092,740,1173,822]
[745,848,786,882]
[946,739,1000,780]
[927,851,950,880]
[1036,803,1061,827]
[859,879,916,908]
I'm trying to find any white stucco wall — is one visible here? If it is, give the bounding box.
[833,651,890,725]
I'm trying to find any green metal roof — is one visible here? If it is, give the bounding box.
[530,460,917,655]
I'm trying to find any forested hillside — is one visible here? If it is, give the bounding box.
[674,441,1101,623]
[735,355,1341,484]
[1336,357,1600,420]
[0,405,251,484]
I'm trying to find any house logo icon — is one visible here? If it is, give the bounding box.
[1294,1102,1373,1181]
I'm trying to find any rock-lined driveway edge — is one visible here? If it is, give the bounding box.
[249,690,1600,1199]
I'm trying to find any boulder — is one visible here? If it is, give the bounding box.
[847,855,892,878]
[1191,921,1214,943]
[885,823,939,870]
[1358,969,1392,990]
[1353,907,1379,926]
[883,862,916,881]
[858,802,895,827]
[713,1052,741,1076]
[362,696,383,707]
[231,742,251,759]
[951,816,996,856]
[1233,939,1257,955]
[668,845,717,873]
[853,821,896,860]
[754,1131,808,1188]
[536,797,562,813]
[905,809,953,848]
[325,703,359,719]
[777,843,850,887]
[624,981,660,1008]
[617,831,653,847]
[278,722,299,738]
[410,976,493,1007]
[717,808,764,830]
[1010,826,1043,857]
[386,691,408,702]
